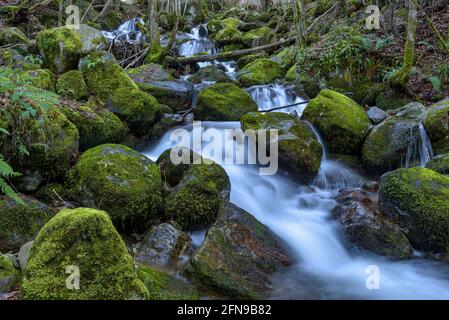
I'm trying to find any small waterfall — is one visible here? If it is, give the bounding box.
[246,84,306,115]
[404,122,434,168]
[102,18,145,44]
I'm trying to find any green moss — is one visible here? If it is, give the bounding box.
[214,27,242,45]
[21,208,148,300]
[285,66,321,98]
[236,53,268,69]
[423,99,449,154]
[380,168,449,252]
[35,183,68,207]
[222,18,242,29]
[137,266,199,300]
[194,83,257,121]
[56,70,88,100]
[242,27,274,48]
[165,161,230,231]
[0,196,54,252]
[426,153,449,175]
[375,88,412,111]
[0,255,20,293]
[238,59,285,87]
[66,144,163,233]
[272,46,297,70]
[0,27,31,55]
[241,112,323,182]
[20,69,55,92]
[37,27,83,74]
[60,99,127,151]
[302,89,372,155]
[207,19,224,35]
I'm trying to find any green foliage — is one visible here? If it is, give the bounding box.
[428,76,442,92]
[0,155,22,205]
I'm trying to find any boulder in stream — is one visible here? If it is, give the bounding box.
[423,98,449,154]
[184,202,292,299]
[426,153,449,175]
[242,27,274,48]
[238,58,285,87]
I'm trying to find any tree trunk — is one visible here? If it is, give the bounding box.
[293,0,306,47]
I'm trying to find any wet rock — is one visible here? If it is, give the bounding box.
[241,112,323,183]
[379,167,449,253]
[424,98,449,154]
[189,65,238,85]
[136,223,191,269]
[66,144,163,234]
[127,64,195,111]
[184,202,292,299]
[332,188,413,259]
[0,196,54,253]
[214,27,242,46]
[362,102,427,175]
[361,181,379,193]
[242,27,274,48]
[367,107,387,124]
[426,153,449,175]
[14,171,43,193]
[302,89,372,155]
[21,208,148,300]
[194,83,258,121]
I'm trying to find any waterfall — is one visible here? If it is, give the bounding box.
[247,84,306,115]
[102,18,145,44]
[404,122,434,168]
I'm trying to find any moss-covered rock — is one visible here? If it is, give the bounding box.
[67,144,163,233]
[379,167,449,253]
[302,89,372,155]
[80,52,160,137]
[37,24,106,74]
[272,46,297,70]
[35,183,68,208]
[242,27,274,48]
[194,83,257,121]
[56,70,88,100]
[157,147,201,187]
[189,65,239,85]
[0,50,43,71]
[184,202,292,299]
[426,153,449,175]
[127,64,194,112]
[241,112,323,182]
[424,99,449,154]
[207,19,224,35]
[0,255,20,294]
[221,18,243,29]
[161,149,230,231]
[137,266,199,300]
[21,208,148,300]
[362,102,427,175]
[236,52,268,69]
[20,69,55,91]
[60,99,127,151]
[375,88,412,111]
[238,59,285,87]
[285,66,321,98]
[214,27,242,45]
[0,196,54,253]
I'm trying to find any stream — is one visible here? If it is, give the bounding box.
[143,25,449,299]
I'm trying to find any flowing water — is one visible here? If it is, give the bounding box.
[404,122,434,169]
[142,25,449,299]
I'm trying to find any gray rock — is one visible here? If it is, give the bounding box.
[331,188,413,259]
[15,171,43,193]
[136,223,191,269]
[367,107,387,124]
[184,202,293,299]
[18,241,34,271]
[0,255,20,294]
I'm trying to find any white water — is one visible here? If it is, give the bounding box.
[404,122,434,169]
[102,18,145,44]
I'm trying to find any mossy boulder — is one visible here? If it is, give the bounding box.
[189,65,239,85]
[157,147,201,187]
[127,64,194,112]
[272,46,297,70]
[137,266,199,300]
[426,153,449,175]
[207,19,224,35]
[0,255,20,294]
[184,202,292,299]
[0,27,32,55]
[56,70,88,100]
[332,189,413,259]
[80,52,160,137]
[214,27,242,45]
[222,18,243,29]
[285,66,321,98]
[60,99,127,151]
[0,50,42,71]
[238,59,285,87]
[379,167,449,253]
[21,208,148,300]
[161,149,230,231]
[1,103,79,179]
[302,89,372,155]
[66,144,163,233]
[424,99,449,154]
[362,102,427,175]
[37,24,106,74]
[241,112,323,182]
[20,69,55,91]
[194,83,257,121]
[236,52,268,69]
[242,27,274,48]
[0,196,54,253]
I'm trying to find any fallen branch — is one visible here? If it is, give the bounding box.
[166,36,297,67]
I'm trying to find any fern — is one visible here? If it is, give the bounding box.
[0,155,23,205]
